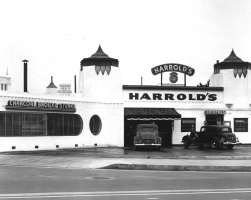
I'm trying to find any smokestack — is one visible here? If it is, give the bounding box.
[74,75,76,93]
[22,60,29,92]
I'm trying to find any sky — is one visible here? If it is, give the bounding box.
[1,0,251,94]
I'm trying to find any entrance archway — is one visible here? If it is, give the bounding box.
[124,108,181,147]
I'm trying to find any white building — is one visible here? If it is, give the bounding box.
[0,47,250,152]
[0,75,11,92]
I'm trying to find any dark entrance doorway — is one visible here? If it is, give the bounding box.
[124,119,173,147]
[205,115,224,125]
[124,107,181,148]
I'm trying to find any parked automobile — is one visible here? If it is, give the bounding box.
[182,125,240,150]
[134,124,162,150]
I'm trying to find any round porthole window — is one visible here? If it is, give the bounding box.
[89,115,102,135]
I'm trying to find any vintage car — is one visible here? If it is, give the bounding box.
[134,124,162,150]
[182,125,240,150]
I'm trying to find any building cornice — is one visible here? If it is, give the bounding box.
[123,85,224,91]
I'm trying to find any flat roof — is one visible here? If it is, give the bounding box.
[123,85,224,91]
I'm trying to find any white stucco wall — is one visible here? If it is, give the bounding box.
[123,88,227,145]
[208,68,251,143]
[0,92,124,152]
[79,66,122,102]
[172,109,206,145]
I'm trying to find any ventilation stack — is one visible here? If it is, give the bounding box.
[22,60,29,92]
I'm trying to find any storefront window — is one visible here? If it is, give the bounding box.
[181,118,196,132]
[0,113,22,136]
[234,118,248,132]
[0,112,82,137]
[22,113,46,136]
[89,115,102,135]
[47,114,82,136]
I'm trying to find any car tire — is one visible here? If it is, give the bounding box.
[156,146,161,151]
[134,146,138,151]
[184,140,190,149]
[210,138,221,150]
[226,144,234,150]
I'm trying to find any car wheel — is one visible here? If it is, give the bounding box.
[226,144,234,150]
[184,140,190,149]
[199,144,204,149]
[210,138,221,150]
[156,146,161,151]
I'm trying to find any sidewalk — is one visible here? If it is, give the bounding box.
[0,146,251,171]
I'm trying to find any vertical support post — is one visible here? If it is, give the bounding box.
[161,73,163,86]
[184,73,186,87]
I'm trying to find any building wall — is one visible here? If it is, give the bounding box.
[123,88,229,145]
[210,69,251,108]
[210,68,251,143]
[173,109,206,144]
[0,92,123,152]
[79,66,122,103]
[0,76,11,91]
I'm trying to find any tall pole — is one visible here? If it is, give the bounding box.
[74,75,77,93]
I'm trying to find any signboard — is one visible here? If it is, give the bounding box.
[124,108,181,117]
[151,63,195,76]
[58,84,72,96]
[205,110,226,115]
[128,92,217,101]
[6,100,76,112]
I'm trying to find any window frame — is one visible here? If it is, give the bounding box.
[234,118,248,132]
[181,118,196,132]
[0,112,83,137]
[89,115,102,136]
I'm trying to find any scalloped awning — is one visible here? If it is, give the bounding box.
[124,108,181,120]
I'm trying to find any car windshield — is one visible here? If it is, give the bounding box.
[141,127,154,131]
[137,125,158,131]
[221,127,232,133]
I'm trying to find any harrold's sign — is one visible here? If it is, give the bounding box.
[129,92,217,101]
[151,63,195,76]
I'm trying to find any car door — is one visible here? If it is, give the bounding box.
[204,127,212,143]
[199,127,207,143]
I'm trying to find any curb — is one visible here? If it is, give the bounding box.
[147,156,251,160]
[102,163,251,172]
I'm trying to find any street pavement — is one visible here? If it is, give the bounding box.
[0,145,251,171]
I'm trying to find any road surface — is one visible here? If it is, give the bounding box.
[0,165,250,199]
